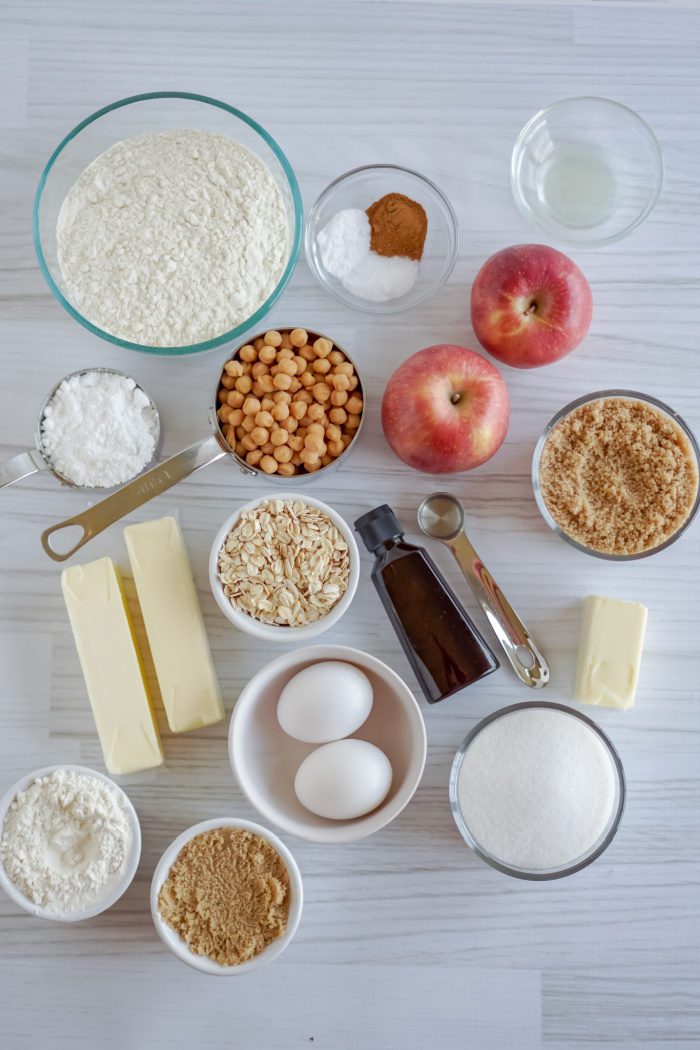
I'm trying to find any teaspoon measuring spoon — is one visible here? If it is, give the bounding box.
[417,492,549,689]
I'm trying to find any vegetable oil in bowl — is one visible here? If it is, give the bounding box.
[535,144,617,229]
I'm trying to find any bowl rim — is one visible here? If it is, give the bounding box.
[33,91,303,356]
[228,643,428,843]
[209,494,360,640]
[0,764,142,921]
[449,701,626,881]
[150,817,303,975]
[510,95,664,248]
[304,162,459,314]
[531,388,700,561]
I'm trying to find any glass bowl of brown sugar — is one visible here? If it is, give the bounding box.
[533,390,700,560]
[305,164,458,314]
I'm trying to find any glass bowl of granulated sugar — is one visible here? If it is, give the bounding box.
[450,702,626,880]
[34,92,303,356]
[305,164,458,314]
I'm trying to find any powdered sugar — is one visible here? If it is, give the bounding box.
[40,370,158,488]
[56,129,289,347]
[0,768,134,914]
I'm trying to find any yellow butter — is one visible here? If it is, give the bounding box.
[61,558,164,775]
[124,517,224,733]
[574,595,648,710]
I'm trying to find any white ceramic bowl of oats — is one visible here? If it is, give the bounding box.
[209,494,360,641]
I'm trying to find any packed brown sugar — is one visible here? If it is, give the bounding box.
[158,826,290,966]
[538,397,699,556]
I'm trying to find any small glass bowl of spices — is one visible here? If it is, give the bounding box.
[305,164,458,313]
[150,818,303,974]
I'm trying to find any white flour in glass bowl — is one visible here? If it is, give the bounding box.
[56,128,289,347]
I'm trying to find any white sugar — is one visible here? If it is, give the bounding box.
[457,707,617,871]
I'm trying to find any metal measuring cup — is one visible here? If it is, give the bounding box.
[41,328,366,562]
[0,367,161,492]
[417,492,549,689]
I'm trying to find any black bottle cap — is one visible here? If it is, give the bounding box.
[354,505,404,552]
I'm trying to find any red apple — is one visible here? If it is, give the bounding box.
[381,344,509,473]
[470,244,593,369]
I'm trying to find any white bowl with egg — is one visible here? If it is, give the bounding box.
[150,817,303,975]
[209,494,360,641]
[0,764,141,922]
[229,645,427,843]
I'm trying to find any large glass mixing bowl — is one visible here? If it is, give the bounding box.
[33,92,303,356]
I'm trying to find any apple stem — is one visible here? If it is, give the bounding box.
[451,393,461,405]
[527,301,538,315]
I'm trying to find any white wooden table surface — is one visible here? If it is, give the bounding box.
[1,3,699,1048]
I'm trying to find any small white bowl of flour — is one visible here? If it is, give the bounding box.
[0,765,141,921]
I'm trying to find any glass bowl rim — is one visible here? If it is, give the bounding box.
[510,95,664,248]
[449,700,626,881]
[532,388,700,561]
[33,90,303,356]
[304,162,459,314]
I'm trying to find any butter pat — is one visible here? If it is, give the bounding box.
[575,595,648,710]
[62,558,163,775]
[124,517,224,733]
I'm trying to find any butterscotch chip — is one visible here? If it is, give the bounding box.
[216,329,364,475]
[158,827,290,967]
[538,397,699,556]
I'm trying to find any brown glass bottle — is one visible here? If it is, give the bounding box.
[355,505,499,704]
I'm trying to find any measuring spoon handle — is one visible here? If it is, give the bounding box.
[41,434,227,562]
[0,449,48,490]
[446,532,549,689]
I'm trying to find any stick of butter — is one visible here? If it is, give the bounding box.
[574,595,648,710]
[124,517,224,733]
[62,558,164,775]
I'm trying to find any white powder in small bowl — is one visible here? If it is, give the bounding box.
[1,768,135,915]
[455,706,619,872]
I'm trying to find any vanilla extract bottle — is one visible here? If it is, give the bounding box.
[354,505,498,703]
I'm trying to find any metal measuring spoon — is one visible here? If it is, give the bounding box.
[417,492,549,689]
[0,368,161,492]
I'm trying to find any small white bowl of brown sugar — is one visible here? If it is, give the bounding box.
[210,495,360,640]
[150,818,303,975]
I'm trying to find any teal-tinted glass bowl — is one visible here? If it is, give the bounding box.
[33,92,303,356]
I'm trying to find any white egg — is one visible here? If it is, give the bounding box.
[277,661,373,744]
[294,739,393,820]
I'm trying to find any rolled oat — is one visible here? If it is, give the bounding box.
[217,499,351,627]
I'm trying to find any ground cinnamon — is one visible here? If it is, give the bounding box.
[366,193,428,261]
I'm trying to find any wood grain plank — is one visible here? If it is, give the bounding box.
[1,2,699,1047]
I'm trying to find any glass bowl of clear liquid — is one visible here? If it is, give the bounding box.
[511,97,663,247]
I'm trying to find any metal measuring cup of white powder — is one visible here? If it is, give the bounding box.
[0,367,160,492]
[449,702,625,880]
[40,328,365,563]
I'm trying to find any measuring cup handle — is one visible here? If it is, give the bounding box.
[448,533,550,689]
[40,435,227,562]
[0,449,47,490]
